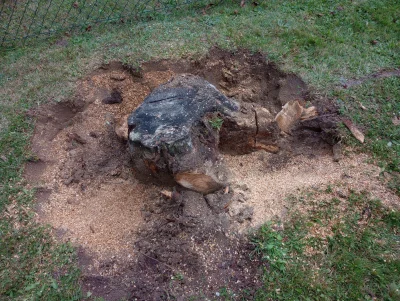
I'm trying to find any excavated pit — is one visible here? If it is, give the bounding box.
[24,48,397,300]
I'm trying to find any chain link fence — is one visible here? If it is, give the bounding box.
[0,0,221,48]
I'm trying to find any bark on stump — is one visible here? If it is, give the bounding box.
[127,74,239,193]
[128,74,282,193]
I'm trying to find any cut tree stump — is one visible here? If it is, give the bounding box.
[127,73,326,194]
[128,74,239,193]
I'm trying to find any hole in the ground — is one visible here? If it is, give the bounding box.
[26,48,346,300]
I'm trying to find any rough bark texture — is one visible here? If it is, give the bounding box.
[128,74,238,189]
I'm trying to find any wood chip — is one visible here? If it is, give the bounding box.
[161,190,172,199]
[223,199,233,209]
[110,74,127,81]
[359,102,367,110]
[66,132,87,144]
[300,106,318,120]
[175,172,223,194]
[343,119,364,143]
[275,100,304,133]
[115,118,128,140]
[224,186,230,194]
[254,143,280,153]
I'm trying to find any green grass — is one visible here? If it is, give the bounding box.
[334,77,400,195]
[0,0,214,48]
[0,0,400,299]
[1,214,81,300]
[0,103,82,299]
[208,116,224,130]
[252,192,400,301]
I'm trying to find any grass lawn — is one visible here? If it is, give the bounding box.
[252,191,400,301]
[0,0,399,300]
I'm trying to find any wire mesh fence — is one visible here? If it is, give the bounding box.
[0,0,220,48]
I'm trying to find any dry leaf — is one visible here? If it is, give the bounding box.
[240,0,246,7]
[343,119,364,143]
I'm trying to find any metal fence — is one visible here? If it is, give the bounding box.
[0,0,219,48]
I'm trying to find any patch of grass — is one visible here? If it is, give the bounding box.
[0,104,81,299]
[0,210,81,300]
[335,77,400,194]
[252,192,400,301]
[0,0,215,48]
[209,116,224,130]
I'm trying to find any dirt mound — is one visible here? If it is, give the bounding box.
[24,48,399,300]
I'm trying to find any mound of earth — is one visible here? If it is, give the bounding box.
[24,48,400,300]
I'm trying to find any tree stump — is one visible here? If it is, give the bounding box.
[128,74,239,193]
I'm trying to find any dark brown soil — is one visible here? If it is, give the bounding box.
[81,190,263,300]
[25,47,339,301]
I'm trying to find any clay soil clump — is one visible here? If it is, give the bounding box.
[25,48,400,300]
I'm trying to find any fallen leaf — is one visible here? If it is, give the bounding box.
[343,119,364,143]
[240,0,246,7]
